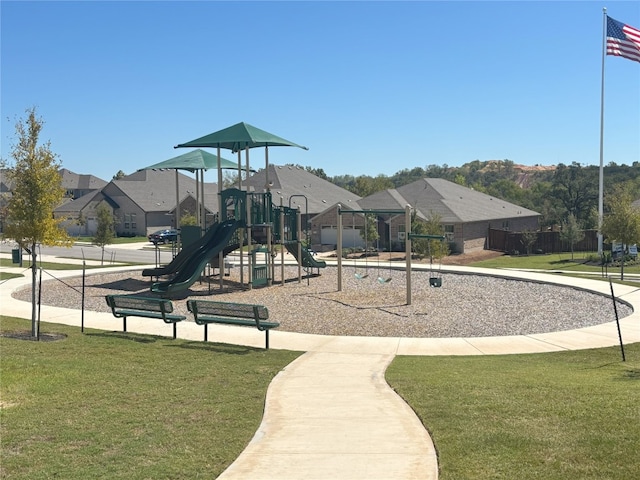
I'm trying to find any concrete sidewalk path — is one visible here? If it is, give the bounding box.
[218,352,437,480]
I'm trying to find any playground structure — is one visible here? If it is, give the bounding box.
[148,188,324,295]
[336,204,446,305]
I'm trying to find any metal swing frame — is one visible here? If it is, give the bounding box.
[353,213,369,279]
[407,233,446,288]
[373,216,393,284]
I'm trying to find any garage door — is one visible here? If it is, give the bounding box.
[321,227,365,248]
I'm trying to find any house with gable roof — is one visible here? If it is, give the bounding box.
[244,164,361,217]
[55,169,219,237]
[309,177,540,253]
[58,168,108,199]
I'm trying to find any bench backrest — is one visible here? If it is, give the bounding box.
[106,295,174,314]
[187,300,268,321]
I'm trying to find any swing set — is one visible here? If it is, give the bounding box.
[337,204,449,306]
[352,213,369,279]
[407,233,446,287]
[350,211,394,283]
[337,205,410,294]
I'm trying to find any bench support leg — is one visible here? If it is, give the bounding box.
[172,323,177,340]
[204,324,208,342]
[265,330,270,350]
[123,317,127,333]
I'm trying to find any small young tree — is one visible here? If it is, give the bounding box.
[75,211,87,237]
[360,214,379,252]
[93,203,115,265]
[601,185,640,281]
[411,212,449,262]
[559,213,584,260]
[520,229,538,256]
[4,108,71,337]
[180,211,197,226]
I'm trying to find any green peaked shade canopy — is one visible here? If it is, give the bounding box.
[174,122,308,152]
[139,149,237,172]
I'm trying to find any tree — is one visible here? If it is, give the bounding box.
[180,211,197,226]
[520,229,538,255]
[601,186,640,280]
[360,214,379,251]
[350,175,393,197]
[112,170,126,180]
[411,212,449,261]
[552,163,598,227]
[304,166,328,180]
[4,108,71,338]
[75,211,87,236]
[559,213,584,260]
[93,203,115,265]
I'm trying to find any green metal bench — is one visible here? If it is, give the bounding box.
[105,294,186,339]
[186,299,279,349]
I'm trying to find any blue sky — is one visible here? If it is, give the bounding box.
[2,1,639,184]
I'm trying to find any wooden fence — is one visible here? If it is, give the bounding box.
[487,228,600,254]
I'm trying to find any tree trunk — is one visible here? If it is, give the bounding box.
[30,243,37,339]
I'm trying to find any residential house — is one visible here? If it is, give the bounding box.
[55,169,219,237]
[310,178,540,254]
[1,167,107,234]
[59,168,108,199]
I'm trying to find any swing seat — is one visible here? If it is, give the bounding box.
[429,277,442,287]
[377,276,392,284]
[355,272,369,280]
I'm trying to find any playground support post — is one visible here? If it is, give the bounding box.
[278,198,284,286]
[405,204,412,305]
[337,205,343,291]
[246,194,253,289]
[297,207,303,284]
[266,222,273,287]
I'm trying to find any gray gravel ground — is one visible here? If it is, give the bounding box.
[13,266,632,338]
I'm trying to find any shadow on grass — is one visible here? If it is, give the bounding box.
[621,368,640,380]
[550,259,576,265]
[85,331,158,344]
[166,340,260,355]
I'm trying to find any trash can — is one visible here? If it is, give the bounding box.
[11,248,21,264]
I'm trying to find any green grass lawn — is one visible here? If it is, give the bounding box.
[3,253,640,478]
[0,316,301,479]
[471,251,640,277]
[0,271,23,281]
[0,258,124,275]
[387,344,640,480]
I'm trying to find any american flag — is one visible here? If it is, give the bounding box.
[606,16,640,63]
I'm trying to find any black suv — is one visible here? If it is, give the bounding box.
[148,229,178,244]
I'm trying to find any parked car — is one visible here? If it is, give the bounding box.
[148,229,178,244]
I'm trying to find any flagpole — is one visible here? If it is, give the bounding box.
[598,7,607,258]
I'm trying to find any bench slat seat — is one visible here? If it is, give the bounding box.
[187,300,279,349]
[105,295,185,339]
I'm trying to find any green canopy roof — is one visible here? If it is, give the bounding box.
[139,149,237,172]
[174,122,308,153]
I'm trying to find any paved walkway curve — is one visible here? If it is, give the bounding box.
[218,352,437,480]
[2,259,639,480]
